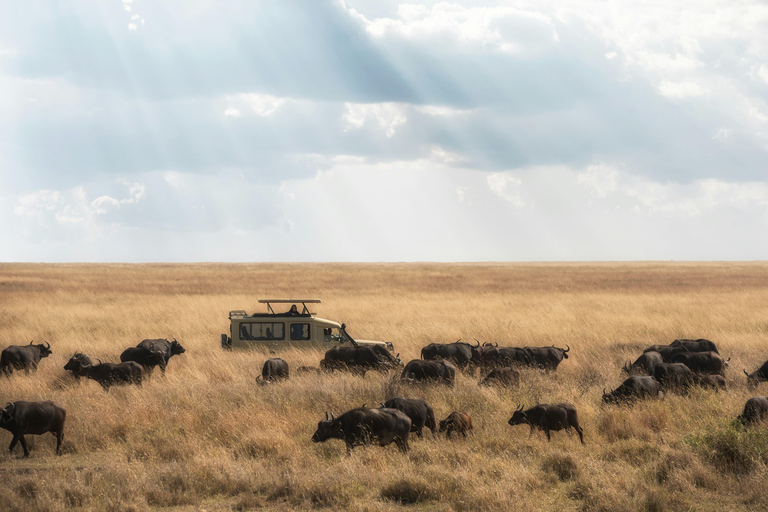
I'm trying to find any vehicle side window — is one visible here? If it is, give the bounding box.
[241,322,285,340]
[290,323,310,341]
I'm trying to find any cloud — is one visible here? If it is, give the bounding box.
[657,80,710,99]
[342,102,407,137]
[487,172,524,207]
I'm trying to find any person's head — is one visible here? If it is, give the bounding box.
[290,305,298,313]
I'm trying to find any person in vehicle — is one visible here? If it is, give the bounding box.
[286,305,299,316]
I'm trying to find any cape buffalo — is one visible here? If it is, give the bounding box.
[136,338,186,373]
[0,341,52,376]
[63,352,93,379]
[671,351,728,375]
[438,411,473,438]
[523,345,570,371]
[744,359,768,388]
[479,346,529,368]
[479,367,520,387]
[602,376,664,404]
[670,338,719,354]
[65,356,143,391]
[0,401,66,457]
[508,403,584,444]
[644,344,690,362]
[693,374,727,391]
[320,346,399,376]
[652,362,695,390]
[120,345,166,374]
[622,351,663,375]
[400,359,456,385]
[737,397,768,425]
[421,340,475,369]
[381,397,436,438]
[311,407,411,455]
[260,357,289,383]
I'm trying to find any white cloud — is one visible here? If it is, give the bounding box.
[577,164,619,197]
[657,80,710,99]
[712,128,731,140]
[342,102,407,137]
[415,104,474,116]
[487,172,524,207]
[350,3,560,55]
[225,93,289,117]
[224,107,241,117]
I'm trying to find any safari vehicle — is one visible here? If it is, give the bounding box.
[220,299,394,352]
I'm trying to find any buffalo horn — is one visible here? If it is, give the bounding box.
[29,340,34,345]
[602,387,606,395]
[455,339,462,343]
[44,341,50,349]
[172,338,177,343]
[564,344,570,353]
[331,412,335,421]
[6,403,14,414]
[744,369,750,377]
[494,342,498,347]
[325,411,329,420]
[474,339,480,347]
[96,358,103,365]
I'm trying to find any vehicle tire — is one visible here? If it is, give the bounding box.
[221,333,232,350]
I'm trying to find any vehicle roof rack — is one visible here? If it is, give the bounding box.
[258,299,322,304]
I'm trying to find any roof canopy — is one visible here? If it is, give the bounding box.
[258,299,321,304]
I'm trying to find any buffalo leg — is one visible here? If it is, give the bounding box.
[545,429,551,442]
[575,425,584,444]
[19,436,30,457]
[8,435,20,454]
[395,435,409,453]
[55,429,64,455]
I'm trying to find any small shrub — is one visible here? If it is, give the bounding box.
[380,478,437,504]
[686,423,768,474]
[541,453,579,481]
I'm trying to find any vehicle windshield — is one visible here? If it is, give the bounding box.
[323,327,349,343]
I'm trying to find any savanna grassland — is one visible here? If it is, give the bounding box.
[1,262,768,512]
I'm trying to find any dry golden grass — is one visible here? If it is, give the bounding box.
[1,262,768,511]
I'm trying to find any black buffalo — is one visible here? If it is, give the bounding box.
[0,341,52,376]
[692,374,727,391]
[602,376,664,404]
[63,352,93,379]
[136,338,186,373]
[652,362,695,390]
[671,351,728,375]
[737,397,768,425]
[644,344,690,362]
[311,407,411,455]
[420,340,479,369]
[508,403,584,444]
[439,411,473,438]
[400,359,456,385]
[260,357,289,383]
[0,401,66,457]
[479,346,529,368]
[479,367,520,387]
[622,351,663,375]
[120,345,166,374]
[670,338,719,354]
[320,346,399,375]
[65,355,143,391]
[523,345,570,371]
[381,397,436,438]
[744,359,768,388]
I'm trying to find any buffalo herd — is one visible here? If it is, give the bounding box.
[2,335,768,457]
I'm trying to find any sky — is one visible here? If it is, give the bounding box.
[1,0,767,262]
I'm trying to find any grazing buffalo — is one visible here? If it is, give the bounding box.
[622,351,663,375]
[644,344,690,362]
[602,376,664,404]
[0,341,52,376]
[381,397,436,438]
[693,374,727,391]
[737,397,768,425]
[523,345,570,371]
[63,352,93,379]
[652,362,695,390]
[311,407,411,455]
[671,351,728,375]
[0,401,66,457]
[65,356,143,391]
[439,411,473,438]
[744,360,768,388]
[120,345,166,374]
[508,403,584,444]
[320,346,399,376]
[260,357,289,383]
[479,367,520,387]
[400,359,456,385]
[421,340,477,369]
[136,338,186,373]
[670,338,719,354]
[479,346,529,368]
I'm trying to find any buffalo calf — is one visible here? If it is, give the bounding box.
[738,397,768,425]
[439,411,473,438]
